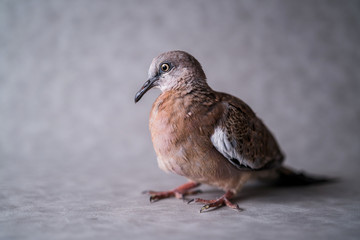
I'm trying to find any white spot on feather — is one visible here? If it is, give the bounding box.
[211,126,247,168]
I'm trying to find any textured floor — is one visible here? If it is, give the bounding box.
[1,1,360,239]
[1,161,359,240]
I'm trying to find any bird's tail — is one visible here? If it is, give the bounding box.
[273,166,335,186]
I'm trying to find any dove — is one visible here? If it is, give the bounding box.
[135,50,329,212]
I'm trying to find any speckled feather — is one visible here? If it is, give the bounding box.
[214,93,284,170]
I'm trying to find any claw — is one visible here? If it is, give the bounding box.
[149,195,160,203]
[199,202,223,213]
[200,204,211,213]
[191,191,243,213]
[234,205,244,212]
[145,185,242,212]
[143,182,201,203]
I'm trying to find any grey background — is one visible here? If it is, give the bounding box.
[1,0,359,239]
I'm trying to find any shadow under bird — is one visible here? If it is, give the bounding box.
[135,50,331,213]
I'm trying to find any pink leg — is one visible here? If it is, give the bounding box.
[188,190,243,213]
[144,182,201,202]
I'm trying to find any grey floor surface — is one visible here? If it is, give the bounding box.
[1,1,360,239]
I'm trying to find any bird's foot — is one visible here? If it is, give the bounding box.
[143,182,201,202]
[188,191,243,213]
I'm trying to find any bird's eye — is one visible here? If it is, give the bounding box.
[160,63,170,72]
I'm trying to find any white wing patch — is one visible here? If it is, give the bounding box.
[210,126,248,169]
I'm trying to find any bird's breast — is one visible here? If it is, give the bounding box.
[149,94,194,175]
[148,92,227,178]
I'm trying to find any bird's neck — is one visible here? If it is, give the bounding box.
[171,77,213,96]
[155,82,219,116]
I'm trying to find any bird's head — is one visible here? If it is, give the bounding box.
[135,50,207,103]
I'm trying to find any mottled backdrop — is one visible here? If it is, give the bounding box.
[0,1,359,240]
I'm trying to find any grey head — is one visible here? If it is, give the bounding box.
[135,50,207,103]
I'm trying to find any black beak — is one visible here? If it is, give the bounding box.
[134,76,159,103]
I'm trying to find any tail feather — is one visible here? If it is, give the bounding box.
[274,166,336,186]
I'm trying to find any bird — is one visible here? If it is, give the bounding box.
[135,50,330,213]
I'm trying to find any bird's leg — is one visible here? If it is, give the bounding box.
[188,190,242,213]
[144,181,201,202]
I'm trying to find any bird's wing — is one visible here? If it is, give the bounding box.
[211,93,284,171]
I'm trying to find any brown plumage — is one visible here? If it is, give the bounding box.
[135,50,330,212]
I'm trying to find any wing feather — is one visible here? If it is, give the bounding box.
[211,93,284,171]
